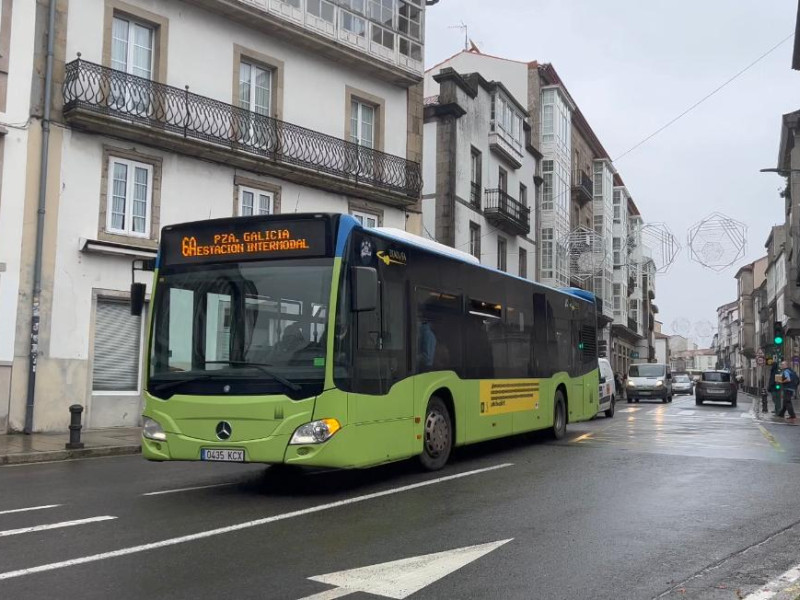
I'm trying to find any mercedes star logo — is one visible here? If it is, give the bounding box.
[215,421,232,441]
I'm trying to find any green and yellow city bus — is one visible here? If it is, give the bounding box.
[138,213,600,470]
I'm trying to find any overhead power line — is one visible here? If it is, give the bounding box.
[614,32,794,162]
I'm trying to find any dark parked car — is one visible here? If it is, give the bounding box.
[695,371,737,407]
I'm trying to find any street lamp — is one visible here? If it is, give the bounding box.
[760,168,800,174]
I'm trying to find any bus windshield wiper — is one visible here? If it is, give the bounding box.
[149,374,217,397]
[203,361,302,392]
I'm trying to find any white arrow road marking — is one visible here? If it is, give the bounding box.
[0,516,116,538]
[742,562,800,599]
[0,463,512,581]
[0,504,62,516]
[302,539,513,600]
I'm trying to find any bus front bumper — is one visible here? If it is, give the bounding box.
[142,425,364,469]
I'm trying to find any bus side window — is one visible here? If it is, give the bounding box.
[466,298,501,379]
[532,293,550,377]
[415,288,462,374]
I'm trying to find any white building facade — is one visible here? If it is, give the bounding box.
[421,68,537,276]
[1,0,426,432]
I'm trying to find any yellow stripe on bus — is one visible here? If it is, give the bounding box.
[479,380,540,416]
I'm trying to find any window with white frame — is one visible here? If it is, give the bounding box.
[111,16,153,78]
[397,0,422,40]
[341,0,366,13]
[341,10,367,37]
[307,0,335,22]
[519,248,527,278]
[350,99,375,148]
[542,160,553,210]
[107,157,152,237]
[613,190,621,223]
[371,23,395,50]
[541,228,553,278]
[368,0,394,26]
[239,186,273,216]
[92,298,143,392]
[399,37,422,61]
[541,89,555,143]
[613,237,622,266]
[351,209,379,228]
[613,283,621,314]
[239,61,272,117]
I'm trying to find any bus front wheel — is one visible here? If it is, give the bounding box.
[551,390,567,440]
[419,396,452,471]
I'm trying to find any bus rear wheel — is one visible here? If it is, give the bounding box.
[419,396,452,471]
[551,390,567,440]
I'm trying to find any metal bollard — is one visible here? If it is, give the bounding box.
[760,389,769,413]
[66,404,85,449]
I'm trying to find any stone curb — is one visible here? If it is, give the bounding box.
[0,444,141,466]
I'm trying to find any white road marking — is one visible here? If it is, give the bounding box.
[142,483,238,496]
[0,516,116,538]
[302,539,513,600]
[0,463,512,581]
[742,562,800,599]
[678,410,696,416]
[0,504,61,516]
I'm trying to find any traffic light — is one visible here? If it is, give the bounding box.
[773,322,784,346]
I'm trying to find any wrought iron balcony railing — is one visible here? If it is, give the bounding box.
[483,188,530,236]
[62,58,422,200]
[571,170,593,204]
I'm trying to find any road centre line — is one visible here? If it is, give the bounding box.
[0,516,117,538]
[743,562,800,600]
[0,504,61,516]
[142,483,238,496]
[757,425,784,452]
[0,463,512,581]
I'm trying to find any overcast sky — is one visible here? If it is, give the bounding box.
[424,0,800,345]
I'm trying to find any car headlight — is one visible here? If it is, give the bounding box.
[142,417,167,441]
[290,418,341,445]
[627,381,635,387]
[656,380,664,387]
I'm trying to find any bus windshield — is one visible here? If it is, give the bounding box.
[148,258,332,399]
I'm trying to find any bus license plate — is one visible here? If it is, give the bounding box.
[201,449,245,462]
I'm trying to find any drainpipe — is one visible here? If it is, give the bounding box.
[24,0,57,434]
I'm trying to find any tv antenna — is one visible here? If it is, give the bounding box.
[449,22,468,51]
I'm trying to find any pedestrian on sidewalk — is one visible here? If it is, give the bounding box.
[777,360,798,423]
[769,361,782,415]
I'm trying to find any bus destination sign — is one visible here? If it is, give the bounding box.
[161,219,329,266]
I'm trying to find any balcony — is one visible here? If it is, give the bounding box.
[488,129,524,169]
[571,170,593,206]
[62,59,422,206]
[191,0,424,85]
[483,189,530,236]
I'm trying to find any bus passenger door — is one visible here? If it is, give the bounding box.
[347,255,414,461]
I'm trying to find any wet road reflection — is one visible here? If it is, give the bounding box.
[568,395,800,463]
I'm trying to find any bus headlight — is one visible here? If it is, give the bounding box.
[290,419,341,445]
[143,417,167,441]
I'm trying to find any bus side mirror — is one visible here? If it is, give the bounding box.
[350,266,377,312]
[131,283,146,316]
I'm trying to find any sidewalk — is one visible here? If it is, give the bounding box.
[0,427,141,466]
[749,391,800,425]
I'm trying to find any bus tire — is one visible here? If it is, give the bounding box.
[419,396,452,471]
[551,390,567,440]
[604,396,615,419]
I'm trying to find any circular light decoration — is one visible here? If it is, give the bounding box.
[693,320,716,344]
[671,318,692,337]
[687,212,747,271]
[628,222,681,274]
[562,227,606,282]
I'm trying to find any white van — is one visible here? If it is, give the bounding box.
[597,358,616,418]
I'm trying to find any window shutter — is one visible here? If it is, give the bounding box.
[92,299,142,392]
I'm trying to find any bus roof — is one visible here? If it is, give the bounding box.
[345,217,596,305]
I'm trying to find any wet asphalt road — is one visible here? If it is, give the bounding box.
[1,394,800,600]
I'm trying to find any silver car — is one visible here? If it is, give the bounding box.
[672,374,694,396]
